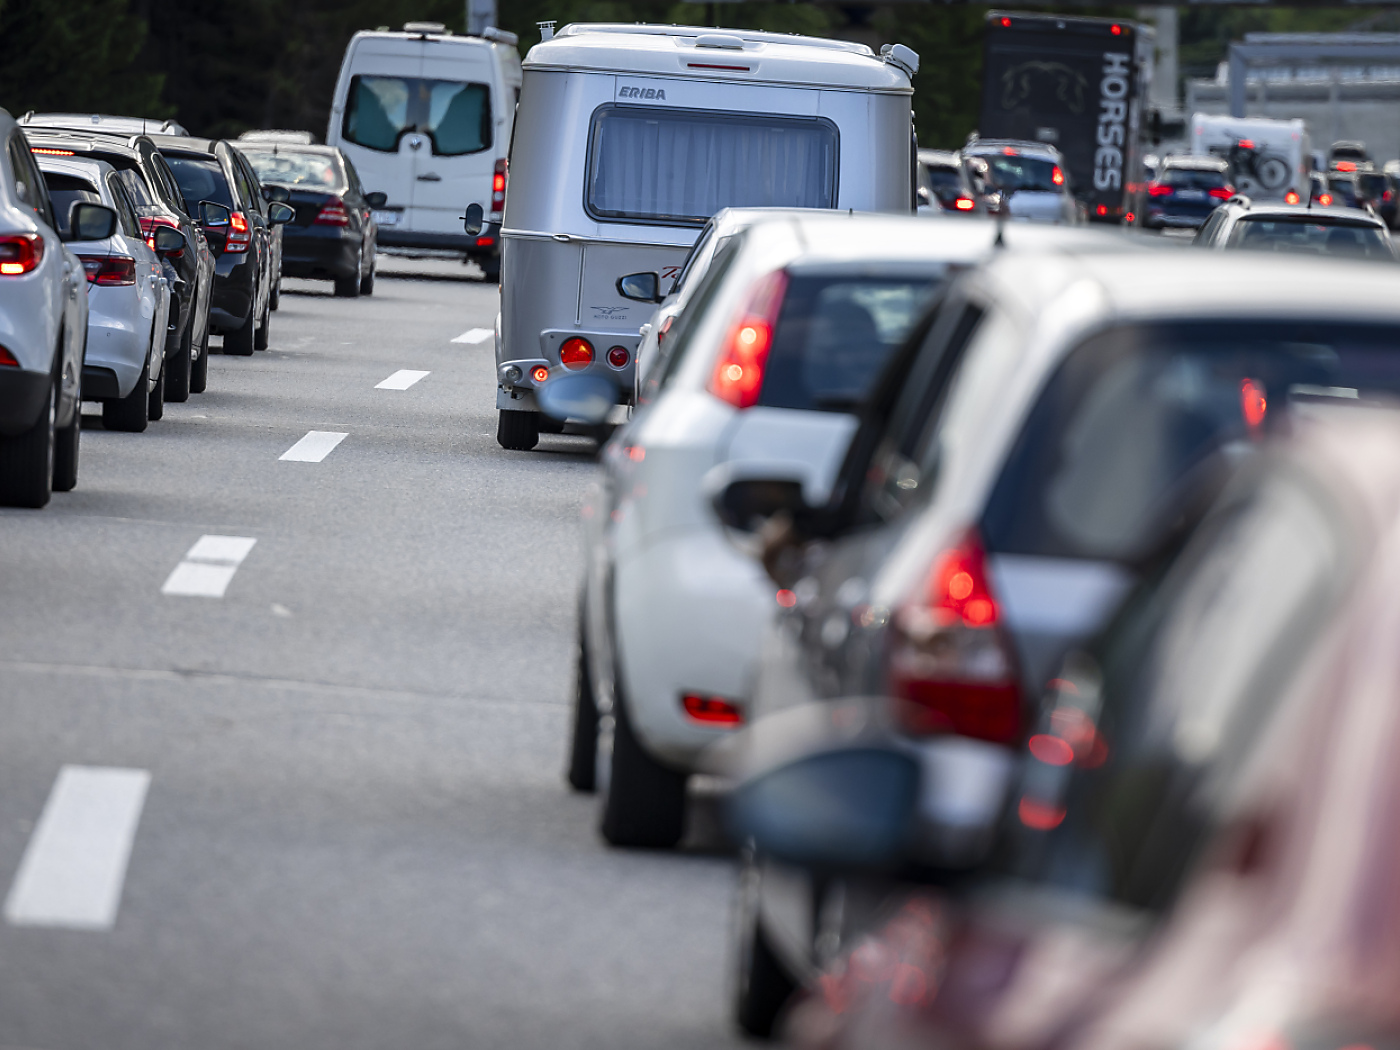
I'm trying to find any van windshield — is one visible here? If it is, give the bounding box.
[343,75,492,156]
[586,105,837,225]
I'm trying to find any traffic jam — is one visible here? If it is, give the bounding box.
[4,10,1400,1049]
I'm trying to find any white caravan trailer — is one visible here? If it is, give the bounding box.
[327,22,521,277]
[494,23,919,450]
[1191,114,1311,202]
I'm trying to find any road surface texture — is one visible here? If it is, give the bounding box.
[0,256,746,1050]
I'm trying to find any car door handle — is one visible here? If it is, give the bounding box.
[417,173,442,182]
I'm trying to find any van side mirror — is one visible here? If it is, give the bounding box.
[617,271,662,303]
[261,184,291,203]
[462,202,485,236]
[65,202,117,242]
[153,226,186,254]
[365,191,388,209]
[199,200,231,228]
[267,202,294,226]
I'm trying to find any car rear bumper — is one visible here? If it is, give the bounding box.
[378,222,499,254]
[279,227,361,279]
[209,249,258,329]
[0,367,51,435]
[82,308,151,398]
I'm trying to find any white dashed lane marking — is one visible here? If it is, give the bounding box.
[4,766,151,930]
[161,535,257,598]
[279,431,347,463]
[376,369,430,390]
[451,328,492,344]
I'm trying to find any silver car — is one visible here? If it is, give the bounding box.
[963,139,1081,225]
[37,155,171,433]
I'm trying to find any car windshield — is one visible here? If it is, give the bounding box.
[1160,168,1228,189]
[41,172,101,237]
[1228,216,1393,260]
[165,155,233,211]
[586,105,837,225]
[758,273,942,412]
[240,148,342,190]
[983,321,1400,563]
[921,166,965,197]
[342,75,491,156]
[975,152,1062,192]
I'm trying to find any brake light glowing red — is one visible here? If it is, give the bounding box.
[491,158,507,216]
[1318,193,1334,206]
[1208,185,1234,200]
[0,233,43,275]
[1242,378,1267,429]
[606,345,630,368]
[1147,183,1173,197]
[681,693,744,727]
[559,337,593,370]
[1110,23,1122,35]
[1285,190,1301,204]
[31,147,75,156]
[999,16,1010,27]
[708,269,788,409]
[1238,139,1255,150]
[531,365,549,383]
[1096,204,1108,216]
[1335,160,1356,172]
[952,197,976,211]
[78,254,137,286]
[1051,165,1065,186]
[1018,797,1066,830]
[887,529,1022,744]
[313,198,348,227]
[219,210,251,253]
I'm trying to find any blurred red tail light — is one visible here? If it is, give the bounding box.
[0,233,43,275]
[952,197,976,211]
[1051,165,1065,186]
[1208,185,1234,199]
[313,198,348,227]
[78,254,137,286]
[708,269,788,409]
[1284,190,1301,204]
[887,529,1023,744]
[681,693,744,727]
[491,158,507,216]
[559,337,593,370]
[1147,183,1173,197]
[0,344,18,366]
[1318,193,1334,206]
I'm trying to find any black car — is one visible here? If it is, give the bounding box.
[238,143,381,298]
[25,128,215,403]
[916,149,985,215]
[1143,158,1233,230]
[157,136,291,356]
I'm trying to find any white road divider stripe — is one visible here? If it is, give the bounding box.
[280,431,347,463]
[161,534,257,598]
[376,369,430,390]
[451,328,492,344]
[4,766,152,930]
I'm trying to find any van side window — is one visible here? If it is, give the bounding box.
[344,75,492,156]
[585,105,837,225]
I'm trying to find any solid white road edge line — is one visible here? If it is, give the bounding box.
[162,534,257,598]
[375,369,430,390]
[279,431,348,463]
[4,766,152,930]
[451,328,492,344]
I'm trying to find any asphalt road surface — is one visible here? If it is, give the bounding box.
[0,257,745,1050]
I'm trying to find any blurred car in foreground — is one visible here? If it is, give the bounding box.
[915,150,982,216]
[567,215,999,850]
[1195,196,1396,260]
[715,244,1400,1037]
[1143,155,1232,230]
[962,139,1079,224]
[749,408,1400,1050]
[238,142,381,298]
[37,154,172,431]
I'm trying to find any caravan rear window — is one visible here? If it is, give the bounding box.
[343,75,492,156]
[585,105,837,225]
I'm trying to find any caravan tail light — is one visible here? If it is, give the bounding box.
[0,234,44,275]
[559,337,594,370]
[708,269,788,409]
[886,529,1023,744]
[491,158,507,217]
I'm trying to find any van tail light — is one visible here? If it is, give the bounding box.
[886,528,1023,745]
[0,233,44,275]
[491,158,507,217]
[78,254,137,286]
[1207,185,1234,200]
[1317,193,1334,207]
[1284,190,1301,205]
[313,198,348,227]
[708,269,788,409]
[1147,182,1173,197]
[559,337,593,370]
[946,196,976,211]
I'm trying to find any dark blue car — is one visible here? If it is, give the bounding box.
[1144,159,1233,230]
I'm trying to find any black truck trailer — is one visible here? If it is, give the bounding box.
[979,11,1153,224]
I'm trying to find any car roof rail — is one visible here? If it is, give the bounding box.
[1228,193,1252,207]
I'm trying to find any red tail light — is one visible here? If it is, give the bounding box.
[681,693,744,727]
[1051,165,1065,186]
[1335,160,1356,173]
[559,337,593,370]
[78,254,137,286]
[1095,204,1108,217]
[887,529,1022,745]
[606,345,630,368]
[0,344,18,366]
[1317,193,1334,206]
[1385,189,1394,203]
[0,233,44,275]
[220,210,251,252]
[313,198,348,227]
[491,158,507,217]
[708,269,788,409]
[952,197,976,211]
[1284,190,1301,205]
[1238,139,1255,150]
[530,365,549,383]
[30,147,75,156]
[1147,183,1173,197]
[1207,185,1233,200]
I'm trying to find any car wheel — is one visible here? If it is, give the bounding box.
[147,356,165,421]
[190,324,209,394]
[334,249,362,298]
[253,292,270,351]
[53,379,79,494]
[165,315,193,402]
[0,376,56,509]
[103,353,150,433]
[567,617,599,792]
[598,676,688,848]
[733,859,798,1039]
[359,255,375,296]
[225,300,256,356]
[496,409,540,451]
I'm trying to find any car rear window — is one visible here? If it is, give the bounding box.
[982,320,1400,563]
[757,273,941,413]
[343,75,491,156]
[974,152,1062,193]
[1228,216,1393,260]
[41,172,100,237]
[1160,167,1228,189]
[165,155,233,212]
[586,105,837,225]
[241,148,343,191]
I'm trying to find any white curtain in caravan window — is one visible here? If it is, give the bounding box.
[588,108,837,223]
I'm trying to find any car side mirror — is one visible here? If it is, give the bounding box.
[916,186,932,207]
[365,191,388,209]
[617,271,662,303]
[199,200,231,228]
[261,184,291,203]
[711,476,808,532]
[462,202,485,236]
[267,202,294,226]
[65,202,117,242]
[536,371,616,425]
[153,226,186,254]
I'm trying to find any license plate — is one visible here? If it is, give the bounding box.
[372,210,399,226]
[1176,189,1206,200]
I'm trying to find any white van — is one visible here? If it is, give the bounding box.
[1191,114,1311,202]
[327,21,522,278]
[494,23,919,451]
